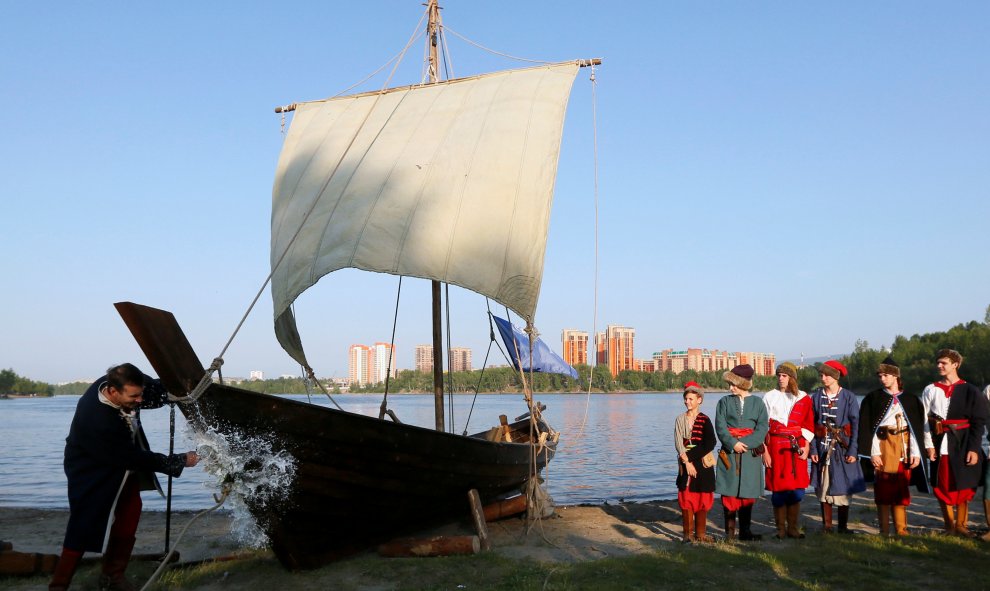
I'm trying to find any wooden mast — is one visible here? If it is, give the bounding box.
[428,0,445,432]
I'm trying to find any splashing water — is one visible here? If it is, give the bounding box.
[188,424,298,548]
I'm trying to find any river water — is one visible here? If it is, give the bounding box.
[0,392,731,511]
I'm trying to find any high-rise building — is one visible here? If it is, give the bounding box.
[348,344,372,386]
[450,347,472,372]
[415,345,433,373]
[597,325,634,377]
[249,370,264,381]
[561,329,588,366]
[371,342,397,383]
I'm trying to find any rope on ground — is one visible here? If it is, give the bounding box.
[139,483,233,591]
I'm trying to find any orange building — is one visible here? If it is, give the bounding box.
[596,325,635,377]
[561,329,588,366]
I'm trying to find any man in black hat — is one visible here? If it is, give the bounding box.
[858,356,928,536]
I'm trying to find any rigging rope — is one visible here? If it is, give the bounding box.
[379,276,403,422]
[442,26,553,65]
[445,283,455,433]
[576,63,601,436]
[176,5,436,401]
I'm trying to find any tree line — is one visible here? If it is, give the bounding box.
[20,305,990,398]
[0,368,54,396]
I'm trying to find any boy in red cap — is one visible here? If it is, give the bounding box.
[809,360,865,533]
[921,349,988,536]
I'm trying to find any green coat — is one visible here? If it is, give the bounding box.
[714,393,770,499]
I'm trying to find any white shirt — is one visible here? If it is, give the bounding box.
[762,388,814,442]
[922,382,953,454]
[870,391,921,459]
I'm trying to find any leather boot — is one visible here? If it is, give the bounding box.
[773,505,787,539]
[837,505,851,534]
[682,509,695,543]
[821,502,833,533]
[738,505,762,541]
[939,501,956,535]
[877,505,891,537]
[48,548,83,591]
[982,500,990,542]
[786,503,804,538]
[99,536,136,591]
[956,503,971,537]
[892,505,909,536]
[694,510,708,542]
[723,507,736,541]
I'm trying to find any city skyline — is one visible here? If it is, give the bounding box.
[3,4,988,384]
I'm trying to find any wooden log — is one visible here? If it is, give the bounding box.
[377,535,480,558]
[0,550,59,576]
[483,494,528,522]
[467,489,491,551]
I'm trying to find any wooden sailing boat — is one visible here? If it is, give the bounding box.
[116,1,597,570]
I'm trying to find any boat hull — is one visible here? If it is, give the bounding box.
[113,301,555,569]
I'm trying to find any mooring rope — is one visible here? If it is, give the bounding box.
[139,483,233,591]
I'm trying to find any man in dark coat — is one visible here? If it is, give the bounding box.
[49,363,199,591]
[858,356,929,535]
[921,349,988,536]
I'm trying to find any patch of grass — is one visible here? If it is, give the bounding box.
[9,533,980,590]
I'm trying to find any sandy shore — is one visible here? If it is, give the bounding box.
[2,490,987,588]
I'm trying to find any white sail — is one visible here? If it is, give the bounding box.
[271,62,580,366]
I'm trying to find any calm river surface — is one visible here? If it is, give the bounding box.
[0,392,737,511]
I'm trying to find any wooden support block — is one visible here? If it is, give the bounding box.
[0,550,59,576]
[482,495,528,522]
[467,489,491,551]
[499,415,512,442]
[377,535,480,557]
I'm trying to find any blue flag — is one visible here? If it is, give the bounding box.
[492,316,579,379]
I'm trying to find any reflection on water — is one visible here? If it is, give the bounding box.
[0,391,732,510]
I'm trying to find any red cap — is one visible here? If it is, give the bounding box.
[823,360,848,377]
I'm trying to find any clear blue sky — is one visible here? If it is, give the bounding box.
[2,2,988,383]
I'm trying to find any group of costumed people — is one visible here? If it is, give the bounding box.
[673,348,990,543]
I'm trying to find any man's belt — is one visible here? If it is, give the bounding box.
[942,419,970,432]
[814,423,851,438]
[877,425,909,439]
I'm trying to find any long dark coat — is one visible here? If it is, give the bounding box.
[675,412,716,493]
[857,388,931,493]
[809,387,866,496]
[714,394,769,499]
[927,381,988,491]
[63,377,187,552]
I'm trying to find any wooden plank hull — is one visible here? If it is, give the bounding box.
[113,302,556,569]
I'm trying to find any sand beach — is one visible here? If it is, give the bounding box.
[2,490,987,590]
